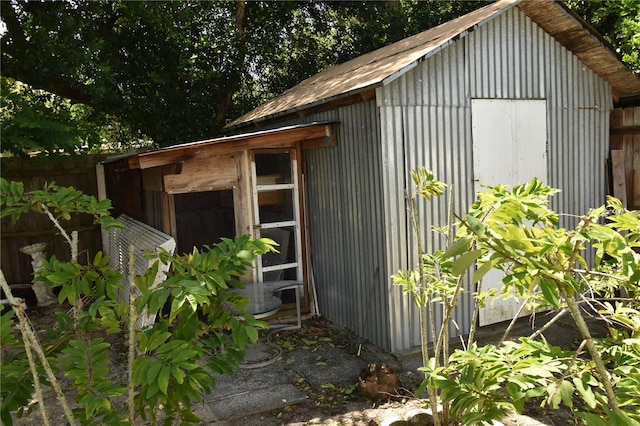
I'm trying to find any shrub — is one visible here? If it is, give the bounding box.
[395,169,640,425]
[0,178,274,425]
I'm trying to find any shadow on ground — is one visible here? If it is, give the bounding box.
[9,303,604,425]
[199,314,601,425]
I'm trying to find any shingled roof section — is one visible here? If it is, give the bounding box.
[226,0,640,131]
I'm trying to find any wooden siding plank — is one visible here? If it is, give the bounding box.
[234,150,254,238]
[163,154,236,194]
[611,150,628,206]
[300,134,336,149]
[634,141,640,208]
[142,168,164,191]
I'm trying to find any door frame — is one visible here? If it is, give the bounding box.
[471,98,548,326]
[250,148,304,283]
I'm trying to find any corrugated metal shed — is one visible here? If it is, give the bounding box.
[217,0,639,354]
[226,0,640,131]
[100,0,640,355]
[377,5,612,352]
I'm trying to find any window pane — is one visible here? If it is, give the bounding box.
[258,188,294,223]
[255,153,292,184]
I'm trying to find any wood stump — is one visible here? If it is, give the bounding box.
[358,363,402,403]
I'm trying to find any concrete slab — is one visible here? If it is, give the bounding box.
[205,383,308,421]
[198,315,612,425]
[241,339,281,367]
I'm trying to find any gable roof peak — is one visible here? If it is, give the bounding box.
[226,0,640,131]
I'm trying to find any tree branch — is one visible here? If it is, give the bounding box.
[214,0,246,129]
[1,2,93,105]
[0,55,93,105]
[0,2,28,50]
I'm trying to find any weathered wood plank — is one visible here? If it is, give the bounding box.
[1,155,107,284]
[163,154,237,194]
[611,149,627,207]
[142,168,164,191]
[135,124,333,170]
[633,137,640,208]
[300,134,337,149]
[234,150,257,282]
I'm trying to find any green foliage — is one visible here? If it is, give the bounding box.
[565,0,640,75]
[2,1,236,146]
[60,338,127,423]
[1,77,95,156]
[395,169,640,425]
[129,236,272,423]
[1,1,632,153]
[460,182,639,315]
[0,307,36,425]
[0,77,152,157]
[0,180,274,425]
[1,1,489,151]
[0,178,123,230]
[393,251,456,307]
[423,336,628,424]
[410,167,447,201]
[43,252,122,304]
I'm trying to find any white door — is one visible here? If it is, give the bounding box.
[471,99,548,326]
[250,149,304,283]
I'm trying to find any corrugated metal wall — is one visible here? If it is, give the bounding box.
[299,102,391,350]
[233,105,391,349]
[378,7,612,353]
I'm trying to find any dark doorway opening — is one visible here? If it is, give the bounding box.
[174,190,235,254]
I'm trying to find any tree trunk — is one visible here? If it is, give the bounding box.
[561,288,620,415]
[214,0,246,130]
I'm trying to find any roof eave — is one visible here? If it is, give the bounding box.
[224,86,378,132]
[102,122,337,170]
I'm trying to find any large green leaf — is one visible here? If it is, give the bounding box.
[443,236,472,259]
[452,250,482,276]
[538,279,560,309]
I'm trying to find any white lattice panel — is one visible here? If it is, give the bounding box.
[108,214,175,328]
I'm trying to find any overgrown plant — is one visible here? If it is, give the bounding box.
[394,169,640,425]
[392,167,448,425]
[0,179,274,425]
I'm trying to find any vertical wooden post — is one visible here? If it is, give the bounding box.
[611,150,628,207]
[235,150,257,282]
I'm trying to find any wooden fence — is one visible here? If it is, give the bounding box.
[610,107,640,210]
[1,155,106,287]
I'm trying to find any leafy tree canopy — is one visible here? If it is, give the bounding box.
[565,0,640,75]
[1,0,636,157]
[2,1,243,151]
[1,76,150,156]
[0,0,487,155]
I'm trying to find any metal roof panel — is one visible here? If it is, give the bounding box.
[226,0,640,130]
[226,0,519,129]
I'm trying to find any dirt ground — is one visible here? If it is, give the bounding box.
[225,398,578,426]
[222,317,580,426]
[9,303,586,425]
